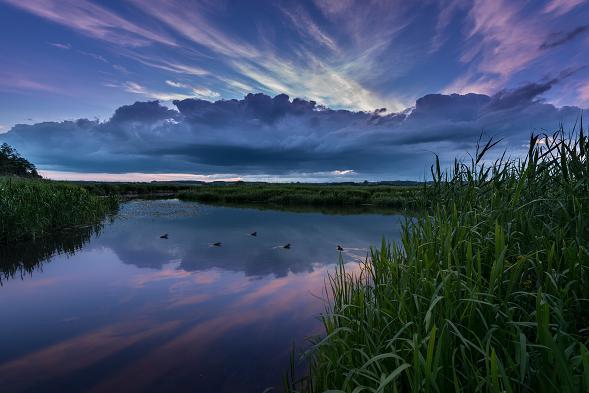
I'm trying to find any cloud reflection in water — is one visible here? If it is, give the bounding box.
[0,199,403,392]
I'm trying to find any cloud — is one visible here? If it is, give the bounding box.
[2,0,177,47]
[191,87,220,100]
[109,101,178,123]
[1,82,584,181]
[3,0,587,118]
[165,80,188,89]
[0,73,59,93]
[279,5,339,52]
[578,80,589,104]
[120,81,195,101]
[127,0,259,58]
[165,81,220,100]
[332,169,355,176]
[49,42,71,50]
[112,64,128,74]
[543,0,585,16]
[232,54,403,111]
[487,79,559,110]
[78,50,108,63]
[540,25,589,49]
[38,170,239,182]
[441,0,589,98]
[444,0,544,94]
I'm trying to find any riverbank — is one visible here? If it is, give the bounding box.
[1,178,421,245]
[77,180,422,210]
[177,183,421,209]
[0,177,118,243]
[288,132,589,392]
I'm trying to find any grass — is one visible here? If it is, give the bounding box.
[76,181,194,196]
[0,177,118,243]
[287,128,589,392]
[178,183,420,209]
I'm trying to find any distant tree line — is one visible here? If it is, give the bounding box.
[0,143,41,178]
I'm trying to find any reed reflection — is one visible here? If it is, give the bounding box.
[0,223,104,284]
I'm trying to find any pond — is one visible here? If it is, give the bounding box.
[0,199,404,393]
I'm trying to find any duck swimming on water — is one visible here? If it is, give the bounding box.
[337,245,344,251]
[283,243,291,249]
[160,234,168,239]
[212,242,222,247]
[250,231,257,236]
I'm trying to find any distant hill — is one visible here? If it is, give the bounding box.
[0,143,41,178]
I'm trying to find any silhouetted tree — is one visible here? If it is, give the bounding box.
[0,143,41,178]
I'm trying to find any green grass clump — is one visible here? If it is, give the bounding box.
[290,129,589,392]
[0,177,118,243]
[178,184,419,209]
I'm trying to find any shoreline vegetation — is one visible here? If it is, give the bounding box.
[0,144,117,244]
[286,130,589,392]
[0,177,118,243]
[0,177,420,245]
[177,183,421,210]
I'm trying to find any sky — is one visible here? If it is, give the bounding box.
[0,0,588,182]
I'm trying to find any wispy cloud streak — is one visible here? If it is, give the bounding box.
[2,0,177,47]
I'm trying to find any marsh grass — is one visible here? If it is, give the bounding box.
[178,184,420,209]
[0,177,118,243]
[287,127,589,392]
[78,181,193,196]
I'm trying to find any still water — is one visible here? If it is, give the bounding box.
[0,199,404,393]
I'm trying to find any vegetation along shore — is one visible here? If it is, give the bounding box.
[285,129,589,392]
[0,145,117,243]
[0,177,118,243]
[177,183,421,210]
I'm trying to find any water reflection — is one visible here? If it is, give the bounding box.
[95,199,399,277]
[0,223,104,284]
[0,199,404,393]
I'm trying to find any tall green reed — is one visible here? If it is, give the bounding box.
[289,126,589,392]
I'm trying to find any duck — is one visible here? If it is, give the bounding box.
[212,242,222,247]
[337,245,344,251]
[250,231,257,237]
[283,243,291,249]
[160,234,168,239]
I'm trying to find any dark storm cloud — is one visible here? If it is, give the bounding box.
[1,86,584,180]
[487,80,558,110]
[540,25,589,49]
[409,93,491,121]
[110,101,179,123]
[173,93,330,126]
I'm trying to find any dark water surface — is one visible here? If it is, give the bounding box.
[0,199,404,393]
